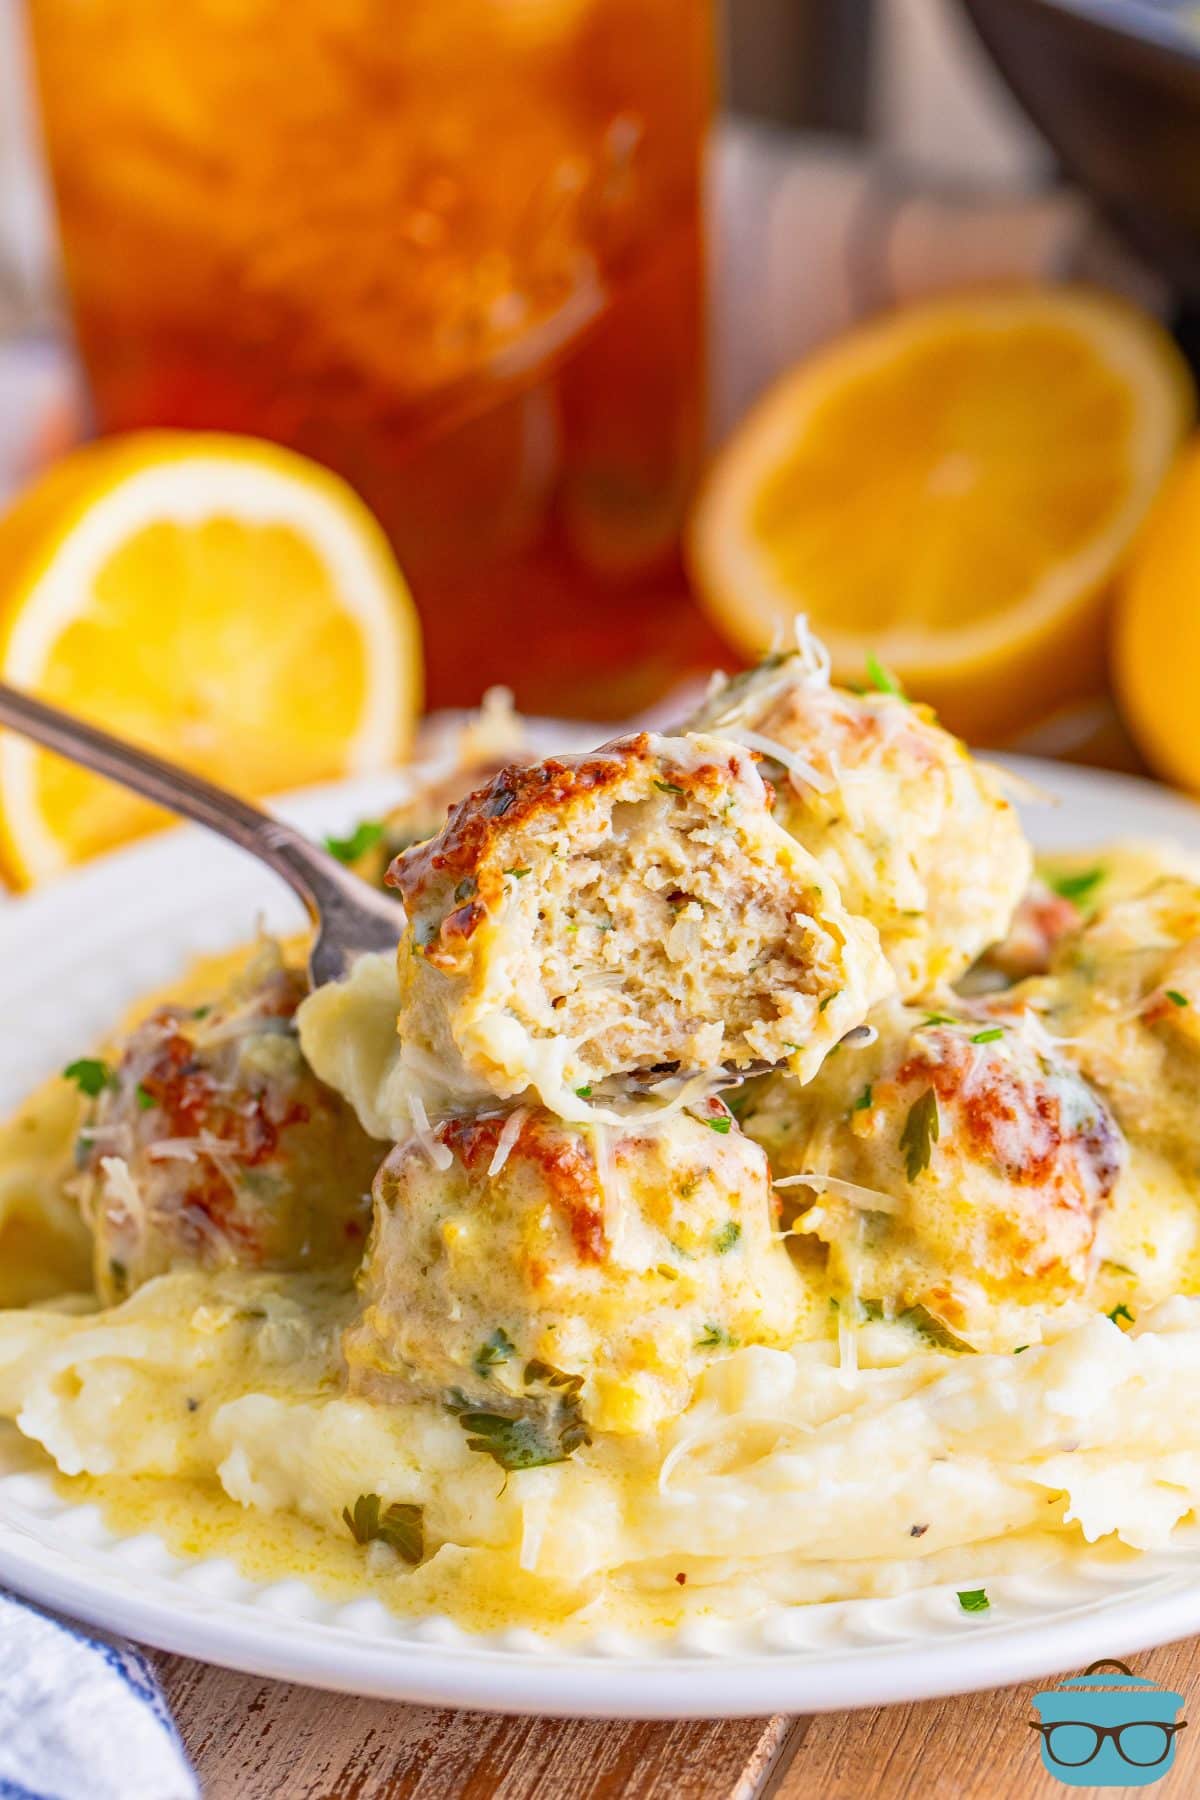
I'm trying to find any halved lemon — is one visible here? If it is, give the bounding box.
[0,432,421,886]
[688,287,1192,741]
[1115,437,1200,792]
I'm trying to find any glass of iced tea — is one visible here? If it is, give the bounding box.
[25,0,719,717]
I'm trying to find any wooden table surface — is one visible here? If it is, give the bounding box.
[152,1634,1200,1799]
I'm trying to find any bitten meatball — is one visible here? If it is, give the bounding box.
[380,731,895,1125]
[1018,877,1200,1174]
[740,1001,1123,1347]
[73,943,384,1302]
[685,645,1031,994]
[343,1099,805,1436]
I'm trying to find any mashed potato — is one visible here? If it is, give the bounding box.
[4,1268,1200,1634]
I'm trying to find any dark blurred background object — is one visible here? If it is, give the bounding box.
[724,0,876,132]
[962,0,1200,308]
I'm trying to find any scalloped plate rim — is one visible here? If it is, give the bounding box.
[1,743,1200,1715]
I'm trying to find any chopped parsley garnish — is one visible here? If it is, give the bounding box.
[1166,989,1190,1008]
[713,1221,742,1255]
[703,1114,732,1134]
[505,866,531,879]
[1048,865,1105,904]
[900,1305,973,1353]
[654,779,686,796]
[900,1088,939,1182]
[323,819,384,864]
[342,1493,424,1564]
[63,1058,117,1098]
[818,989,841,1014]
[135,1084,155,1111]
[957,1587,990,1614]
[865,653,906,699]
[970,1027,1005,1045]
[472,1328,516,1379]
[696,1323,739,1351]
[920,1012,957,1028]
[446,1408,562,1470]
[445,1360,590,1470]
[852,1084,873,1113]
[575,1085,592,1099]
[1108,1302,1134,1327]
[1013,1345,1029,1355]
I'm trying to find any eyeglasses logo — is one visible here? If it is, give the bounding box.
[1031,1660,1187,1788]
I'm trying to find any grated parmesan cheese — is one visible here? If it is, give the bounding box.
[409,1095,454,1171]
[488,1107,529,1178]
[773,1173,902,1215]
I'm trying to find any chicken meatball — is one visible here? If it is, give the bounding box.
[1019,877,1200,1174]
[73,943,384,1302]
[959,878,1082,991]
[685,645,1031,994]
[382,731,895,1125]
[740,1001,1123,1348]
[344,1098,805,1437]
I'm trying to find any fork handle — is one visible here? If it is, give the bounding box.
[0,681,401,981]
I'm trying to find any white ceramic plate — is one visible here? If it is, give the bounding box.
[2,750,1200,1718]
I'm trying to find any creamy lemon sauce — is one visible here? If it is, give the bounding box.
[4,845,1200,1638]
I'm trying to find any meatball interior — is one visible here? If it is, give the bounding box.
[386,731,895,1123]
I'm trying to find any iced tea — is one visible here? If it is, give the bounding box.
[27,0,719,715]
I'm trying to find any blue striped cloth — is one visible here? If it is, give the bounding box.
[0,1589,197,1800]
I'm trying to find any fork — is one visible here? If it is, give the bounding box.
[0,682,403,986]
